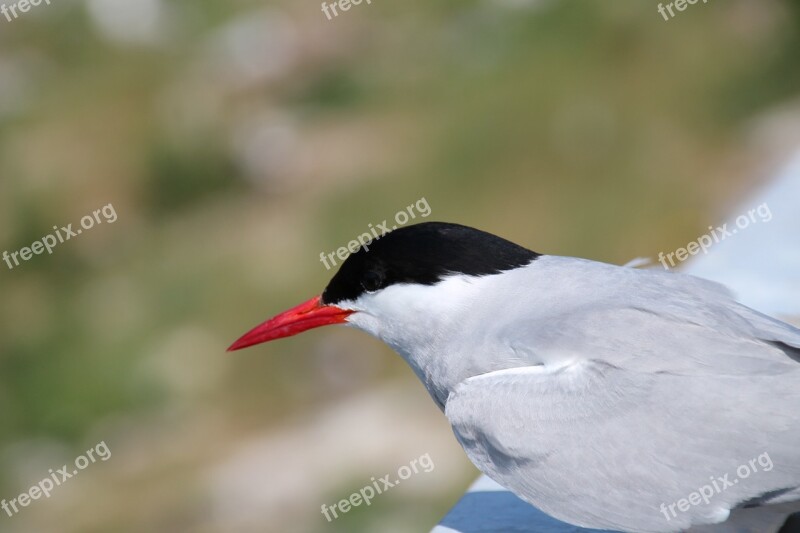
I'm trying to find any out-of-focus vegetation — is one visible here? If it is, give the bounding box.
[1,1,800,531]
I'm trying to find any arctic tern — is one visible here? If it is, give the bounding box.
[229,222,800,533]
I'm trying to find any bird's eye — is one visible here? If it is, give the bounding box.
[362,270,384,292]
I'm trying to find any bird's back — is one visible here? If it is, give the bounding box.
[444,256,800,532]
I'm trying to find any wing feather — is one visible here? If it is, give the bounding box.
[445,362,800,533]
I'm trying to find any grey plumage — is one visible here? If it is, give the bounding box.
[439,257,800,532]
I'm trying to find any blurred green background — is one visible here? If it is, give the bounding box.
[1,0,800,531]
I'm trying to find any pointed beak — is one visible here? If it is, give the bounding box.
[227,295,354,352]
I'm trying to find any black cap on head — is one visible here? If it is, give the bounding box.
[321,222,541,305]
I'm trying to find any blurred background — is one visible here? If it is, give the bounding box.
[1,1,800,532]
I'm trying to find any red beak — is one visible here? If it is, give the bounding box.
[227,295,354,351]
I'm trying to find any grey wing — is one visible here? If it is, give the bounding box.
[731,302,800,363]
[445,362,800,533]
[508,266,800,376]
[655,268,800,362]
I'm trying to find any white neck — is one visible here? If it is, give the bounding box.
[340,271,532,409]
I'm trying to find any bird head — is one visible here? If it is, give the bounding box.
[228,222,539,352]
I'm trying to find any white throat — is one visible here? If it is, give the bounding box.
[338,272,532,409]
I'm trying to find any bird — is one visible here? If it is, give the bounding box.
[228,221,800,533]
